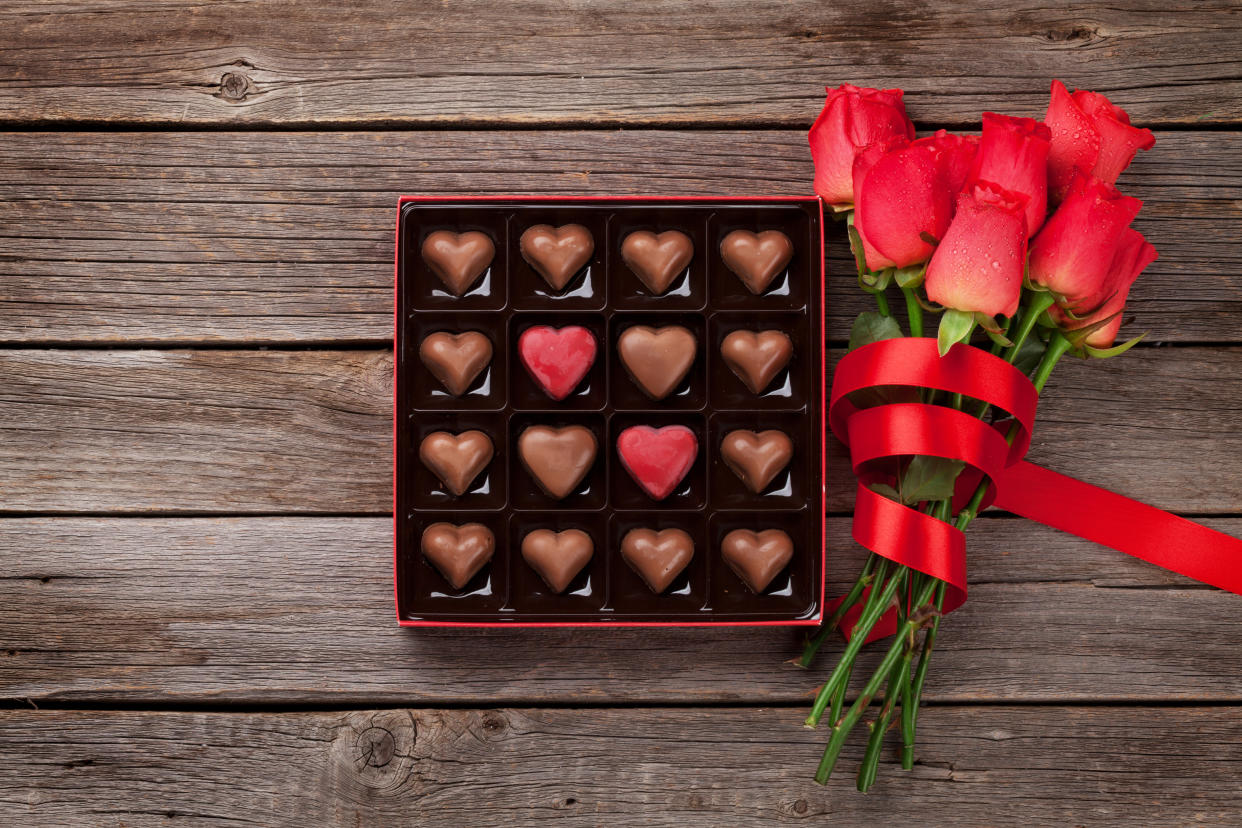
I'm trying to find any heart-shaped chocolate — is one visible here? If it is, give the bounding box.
[418,430,494,496]
[621,528,695,594]
[419,331,492,396]
[720,330,793,394]
[719,229,793,295]
[518,325,597,401]
[721,528,793,593]
[721,429,793,493]
[421,230,495,296]
[617,325,697,401]
[616,425,698,501]
[521,528,594,594]
[422,522,495,590]
[517,425,598,500]
[621,230,694,295]
[520,224,595,291]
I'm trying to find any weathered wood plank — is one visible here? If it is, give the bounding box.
[2,706,1240,826]
[0,130,1234,343]
[0,1,1238,127]
[2,516,1239,704]
[0,346,1238,514]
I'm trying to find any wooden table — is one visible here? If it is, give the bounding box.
[1,2,1240,824]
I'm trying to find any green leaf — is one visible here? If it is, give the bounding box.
[1011,334,1048,375]
[893,264,926,289]
[899,456,966,505]
[1084,332,1145,359]
[867,483,901,502]
[937,308,976,356]
[848,311,904,352]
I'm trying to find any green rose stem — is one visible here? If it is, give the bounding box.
[895,329,1073,774]
[798,554,877,667]
[902,287,924,338]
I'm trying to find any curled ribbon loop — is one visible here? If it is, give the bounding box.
[829,337,1242,639]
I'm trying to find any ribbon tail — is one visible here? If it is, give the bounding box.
[995,461,1242,596]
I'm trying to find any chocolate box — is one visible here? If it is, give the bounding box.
[394,195,825,627]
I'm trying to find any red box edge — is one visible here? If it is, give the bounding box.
[393,194,828,629]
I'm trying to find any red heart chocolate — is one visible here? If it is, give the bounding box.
[418,430,494,496]
[521,528,594,594]
[518,325,597,401]
[720,329,794,394]
[520,224,595,291]
[721,429,793,493]
[617,324,697,401]
[616,425,698,501]
[517,425,598,500]
[719,229,793,294]
[421,230,495,296]
[419,331,492,396]
[621,230,694,295]
[421,522,495,590]
[621,528,695,594]
[721,528,793,593]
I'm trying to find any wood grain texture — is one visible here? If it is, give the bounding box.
[0,345,1239,514]
[2,516,1239,704]
[0,1,1238,127]
[3,705,1241,826]
[0,130,1235,344]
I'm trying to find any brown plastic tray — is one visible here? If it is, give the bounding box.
[394,196,824,626]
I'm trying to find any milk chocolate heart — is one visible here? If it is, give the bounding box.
[617,325,697,401]
[419,331,492,396]
[719,229,793,294]
[616,425,698,501]
[721,429,793,493]
[421,230,495,296]
[521,528,594,594]
[621,230,694,295]
[721,528,793,593]
[518,325,598,401]
[418,430,494,496]
[720,330,793,394]
[621,528,695,594]
[520,224,595,291]
[517,425,598,500]
[421,522,495,590]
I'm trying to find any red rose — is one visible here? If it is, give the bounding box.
[1044,80,1155,202]
[924,181,1028,318]
[1027,173,1142,304]
[966,113,1051,236]
[853,132,978,271]
[1059,227,1158,347]
[809,84,915,208]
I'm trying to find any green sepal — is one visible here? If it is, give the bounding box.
[919,231,940,247]
[1061,312,1122,347]
[828,203,854,217]
[984,327,1014,348]
[915,292,944,314]
[973,312,1004,335]
[1084,332,1145,359]
[848,311,904,352]
[846,215,870,278]
[937,308,976,356]
[893,263,926,289]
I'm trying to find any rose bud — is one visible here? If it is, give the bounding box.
[809,83,915,208]
[1059,227,1158,348]
[966,113,1051,236]
[1027,173,1142,305]
[853,132,977,271]
[1044,80,1155,202]
[925,181,1028,318]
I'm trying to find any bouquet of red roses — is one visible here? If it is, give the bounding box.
[801,81,1157,789]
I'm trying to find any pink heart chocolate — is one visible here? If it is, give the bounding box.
[616,425,698,500]
[518,325,597,401]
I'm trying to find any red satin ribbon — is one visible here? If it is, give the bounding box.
[829,337,1242,639]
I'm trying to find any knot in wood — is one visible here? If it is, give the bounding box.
[355,725,396,768]
[218,72,251,102]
